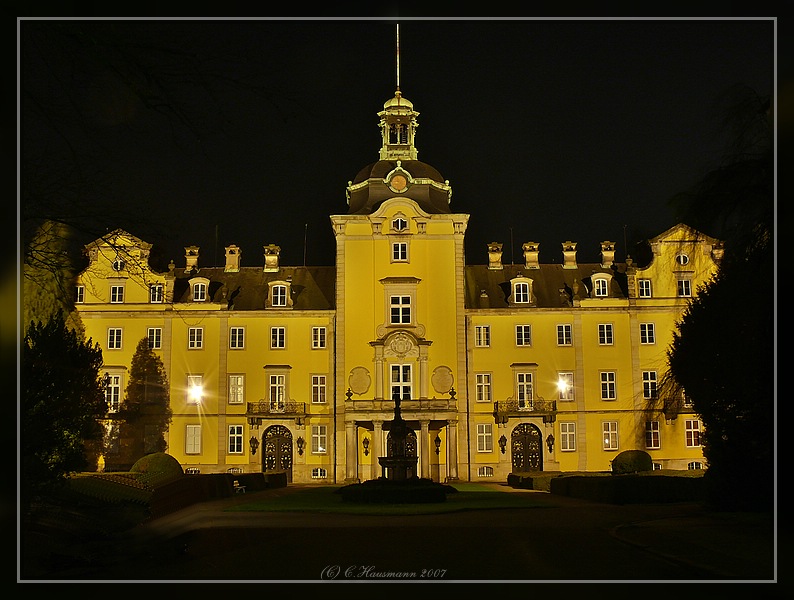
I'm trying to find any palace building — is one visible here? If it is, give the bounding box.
[74,86,723,483]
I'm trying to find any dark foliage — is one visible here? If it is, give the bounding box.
[610,450,653,475]
[336,477,457,504]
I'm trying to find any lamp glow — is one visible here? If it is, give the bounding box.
[189,384,204,403]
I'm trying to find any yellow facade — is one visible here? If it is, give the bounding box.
[74,91,720,482]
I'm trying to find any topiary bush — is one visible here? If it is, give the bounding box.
[611,450,653,474]
[130,452,184,487]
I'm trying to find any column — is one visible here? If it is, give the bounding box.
[345,420,358,482]
[420,420,430,479]
[447,419,459,481]
[372,420,383,478]
[418,345,429,399]
[374,346,384,400]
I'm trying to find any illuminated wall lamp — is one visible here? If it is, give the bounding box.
[362,437,370,456]
[296,436,305,456]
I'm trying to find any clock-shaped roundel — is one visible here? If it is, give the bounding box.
[390,174,408,191]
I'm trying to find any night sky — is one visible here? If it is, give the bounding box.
[20,17,775,270]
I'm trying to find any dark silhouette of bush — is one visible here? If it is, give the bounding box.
[611,450,653,475]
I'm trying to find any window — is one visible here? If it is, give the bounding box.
[110,285,124,303]
[515,324,532,346]
[600,371,616,400]
[187,375,204,404]
[312,425,328,454]
[685,420,702,447]
[556,324,572,346]
[598,323,613,345]
[392,242,408,262]
[186,424,201,454]
[516,372,533,410]
[311,375,327,404]
[675,253,690,266]
[476,423,493,452]
[272,284,287,307]
[271,326,286,349]
[112,258,125,272]
[390,295,411,325]
[645,421,661,449]
[185,467,201,475]
[475,325,491,347]
[75,285,85,304]
[150,284,164,303]
[603,422,619,450]
[193,282,206,302]
[392,217,408,231]
[514,281,530,304]
[269,374,286,411]
[390,364,412,401]
[687,462,704,470]
[477,466,494,477]
[311,468,328,479]
[593,278,609,297]
[638,279,652,298]
[640,322,656,344]
[312,326,326,349]
[107,328,122,350]
[558,372,574,401]
[652,463,662,471]
[230,327,245,349]
[642,371,658,399]
[188,327,203,349]
[104,373,122,411]
[560,422,576,451]
[228,425,244,454]
[228,375,245,404]
[677,279,692,297]
[475,373,492,402]
[147,327,162,350]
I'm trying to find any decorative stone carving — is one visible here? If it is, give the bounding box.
[387,331,415,358]
[431,366,454,394]
[348,366,371,395]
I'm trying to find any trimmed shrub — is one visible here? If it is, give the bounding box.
[611,450,653,474]
[130,453,184,487]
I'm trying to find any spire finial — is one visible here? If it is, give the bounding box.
[396,23,400,92]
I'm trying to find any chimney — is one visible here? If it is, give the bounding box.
[600,241,615,268]
[562,241,577,269]
[184,246,199,273]
[224,245,241,272]
[523,242,540,269]
[263,244,281,272]
[487,242,503,270]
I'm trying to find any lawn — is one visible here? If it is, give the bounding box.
[226,483,556,516]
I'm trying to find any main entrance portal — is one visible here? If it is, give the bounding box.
[262,424,293,483]
[511,423,543,472]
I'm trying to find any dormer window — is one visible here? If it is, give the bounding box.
[112,258,126,272]
[193,282,206,302]
[675,253,690,266]
[591,273,612,298]
[392,217,408,232]
[509,276,535,306]
[150,284,164,303]
[267,281,293,309]
[273,285,287,307]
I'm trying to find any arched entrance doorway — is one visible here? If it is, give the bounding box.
[511,423,543,472]
[262,424,293,483]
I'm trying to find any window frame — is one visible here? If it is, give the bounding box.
[75,285,85,304]
[312,326,327,349]
[516,372,534,410]
[685,419,702,447]
[593,277,609,297]
[600,371,616,400]
[228,425,244,454]
[228,374,245,404]
[558,372,574,401]
[515,324,532,347]
[229,326,245,349]
[150,284,164,303]
[311,374,327,404]
[602,421,619,450]
[389,295,412,325]
[391,241,409,262]
[104,372,122,412]
[638,278,652,298]
[677,279,692,297]
[640,322,656,344]
[270,326,286,349]
[185,424,201,454]
[269,373,287,411]
[560,421,576,451]
[642,371,658,399]
[312,424,328,454]
[645,420,661,450]
[110,284,125,304]
[556,323,572,346]
[513,281,530,304]
[147,327,162,350]
[187,374,204,404]
[476,423,493,452]
[390,363,413,401]
[475,373,492,403]
[272,284,288,307]
[597,323,614,345]
[188,327,204,349]
[475,325,491,348]
[193,282,207,302]
[107,327,123,350]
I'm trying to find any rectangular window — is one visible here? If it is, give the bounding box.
[271,326,286,349]
[556,324,572,346]
[600,371,616,400]
[228,425,244,454]
[677,279,692,297]
[75,285,85,304]
[558,372,574,401]
[645,421,661,450]
[642,371,658,399]
[603,422,619,450]
[390,364,412,401]
[187,375,203,404]
[110,284,124,303]
[598,323,613,345]
[312,326,327,349]
[594,278,608,297]
[392,241,408,261]
[685,420,702,447]
[147,327,162,350]
[640,322,656,344]
[228,375,245,404]
[193,283,206,302]
[638,279,652,298]
[475,373,492,402]
[107,328,122,349]
[515,324,532,346]
[185,424,201,454]
[150,284,164,303]
[269,374,286,411]
[516,372,533,410]
[312,425,328,454]
[560,422,576,451]
[514,282,530,303]
[311,375,327,404]
[390,295,411,324]
[105,373,121,412]
[188,327,203,349]
[272,285,287,306]
[476,423,493,452]
[230,326,245,349]
[475,325,491,348]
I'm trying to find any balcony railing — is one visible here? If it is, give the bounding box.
[493,398,557,424]
[247,400,307,426]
